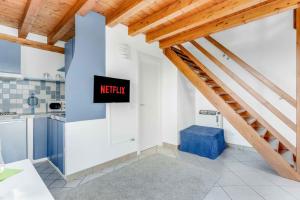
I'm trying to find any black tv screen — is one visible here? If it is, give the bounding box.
[94,75,130,103]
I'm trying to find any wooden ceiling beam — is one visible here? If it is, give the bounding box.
[128,0,211,36]
[160,0,300,48]
[0,33,64,54]
[19,0,45,38]
[47,0,88,45]
[78,0,97,16]
[106,0,148,27]
[147,0,268,43]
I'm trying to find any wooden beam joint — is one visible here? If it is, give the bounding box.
[0,33,64,54]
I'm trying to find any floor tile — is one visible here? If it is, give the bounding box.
[218,171,246,186]
[281,186,300,200]
[50,187,72,199]
[64,179,81,188]
[223,186,264,200]
[234,170,274,186]
[252,186,296,200]
[241,159,273,171]
[223,161,256,173]
[232,149,263,162]
[49,179,67,189]
[203,187,231,200]
[41,166,55,174]
[33,147,300,200]
[39,173,51,180]
[80,172,104,185]
[44,179,56,187]
[46,172,63,180]
[260,171,300,187]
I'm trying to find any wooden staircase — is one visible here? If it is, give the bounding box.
[164,45,300,181]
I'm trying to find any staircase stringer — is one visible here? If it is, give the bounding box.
[177,44,296,156]
[164,47,300,181]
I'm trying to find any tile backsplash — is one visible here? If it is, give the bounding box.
[0,79,65,114]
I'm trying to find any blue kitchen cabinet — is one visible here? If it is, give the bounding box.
[47,118,53,158]
[57,121,65,174]
[0,40,21,74]
[0,119,27,163]
[33,117,48,160]
[47,118,64,174]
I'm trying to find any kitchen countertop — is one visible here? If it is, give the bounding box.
[0,159,54,200]
[0,112,66,122]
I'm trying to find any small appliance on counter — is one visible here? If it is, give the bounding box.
[47,100,65,113]
[27,93,39,114]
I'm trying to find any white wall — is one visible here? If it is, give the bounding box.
[177,73,196,131]
[0,25,65,80]
[161,59,179,145]
[185,10,296,147]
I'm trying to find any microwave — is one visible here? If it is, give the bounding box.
[47,101,65,112]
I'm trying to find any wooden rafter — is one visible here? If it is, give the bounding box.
[106,0,146,27]
[19,0,45,38]
[47,0,88,45]
[160,0,300,48]
[191,40,297,132]
[146,0,268,43]
[78,0,97,16]
[296,8,300,173]
[128,0,211,36]
[206,36,297,108]
[0,33,64,54]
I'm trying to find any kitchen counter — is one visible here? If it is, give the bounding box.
[0,112,65,122]
[0,159,54,200]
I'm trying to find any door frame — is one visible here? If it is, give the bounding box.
[137,52,163,154]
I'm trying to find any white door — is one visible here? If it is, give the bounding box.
[139,53,161,151]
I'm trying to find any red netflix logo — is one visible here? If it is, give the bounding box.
[100,85,126,95]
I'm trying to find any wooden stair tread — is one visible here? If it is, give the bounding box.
[280,150,296,168]
[218,93,227,96]
[256,127,267,137]
[199,75,210,81]
[235,108,246,114]
[268,137,279,151]
[245,117,256,125]
[225,100,236,104]
[207,83,220,88]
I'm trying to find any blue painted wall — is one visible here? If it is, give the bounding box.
[65,12,106,122]
[64,38,75,76]
[0,40,21,74]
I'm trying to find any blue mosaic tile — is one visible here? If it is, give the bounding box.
[0,79,64,113]
[10,84,16,89]
[15,94,23,99]
[10,94,17,99]
[3,88,9,94]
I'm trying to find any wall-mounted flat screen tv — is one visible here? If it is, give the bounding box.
[94,75,130,103]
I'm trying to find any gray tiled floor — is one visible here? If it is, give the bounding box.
[34,147,300,200]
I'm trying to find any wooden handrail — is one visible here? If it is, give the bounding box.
[191,40,296,132]
[176,44,296,155]
[205,36,296,108]
[295,8,300,173]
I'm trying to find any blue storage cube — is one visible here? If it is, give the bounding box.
[179,125,226,159]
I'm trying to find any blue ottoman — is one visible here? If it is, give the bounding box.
[179,125,226,159]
